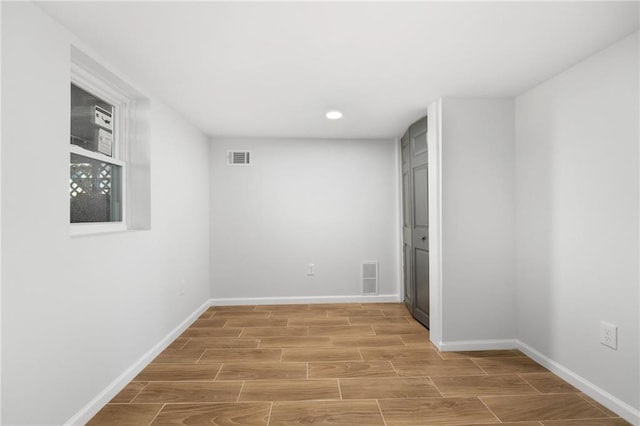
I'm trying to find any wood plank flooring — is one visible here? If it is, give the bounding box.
[88,303,629,425]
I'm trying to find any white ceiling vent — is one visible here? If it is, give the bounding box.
[227,150,251,166]
[362,261,379,295]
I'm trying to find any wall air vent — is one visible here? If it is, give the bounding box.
[362,261,379,295]
[227,151,252,166]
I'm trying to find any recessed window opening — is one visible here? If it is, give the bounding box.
[69,46,150,236]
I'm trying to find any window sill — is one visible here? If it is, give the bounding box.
[70,222,127,237]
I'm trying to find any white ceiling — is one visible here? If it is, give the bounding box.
[38,1,639,140]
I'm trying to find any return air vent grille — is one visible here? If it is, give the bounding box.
[227,151,251,166]
[362,261,379,295]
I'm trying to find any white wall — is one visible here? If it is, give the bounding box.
[210,138,399,302]
[438,98,517,344]
[1,3,210,424]
[515,32,639,414]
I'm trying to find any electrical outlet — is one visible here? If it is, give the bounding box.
[179,280,186,296]
[307,264,315,276]
[600,321,617,350]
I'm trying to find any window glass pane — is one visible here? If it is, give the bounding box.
[70,153,122,223]
[70,84,114,157]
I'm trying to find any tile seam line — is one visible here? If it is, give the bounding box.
[146,402,166,425]
[375,399,389,426]
[476,396,503,424]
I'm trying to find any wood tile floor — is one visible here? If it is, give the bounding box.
[88,303,630,425]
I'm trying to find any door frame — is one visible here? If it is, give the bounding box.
[426,99,443,349]
[395,136,405,308]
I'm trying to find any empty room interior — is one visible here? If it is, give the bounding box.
[1,1,639,425]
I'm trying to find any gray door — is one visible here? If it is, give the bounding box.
[401,116,429,328]
[401,130,413,313]
[409,117,429,327]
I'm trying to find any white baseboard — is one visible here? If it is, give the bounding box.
[64,300,210,426]
[517,340,640,425]
[65,298,639,425]
[435,338,639,425]
[437,339,518,352]
[208,294,402,306]
[63,295,400,424]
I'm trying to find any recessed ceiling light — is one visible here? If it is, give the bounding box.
[326,110,343,120]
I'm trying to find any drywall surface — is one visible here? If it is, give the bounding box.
[439,98,517,343]
[210,138,399,301]
[515,32,639,411]
[1,3,210,424]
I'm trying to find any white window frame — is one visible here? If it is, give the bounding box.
[70,60,133,236]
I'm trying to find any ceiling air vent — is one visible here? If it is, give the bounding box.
[227,151,251,166]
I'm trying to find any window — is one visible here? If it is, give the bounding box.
[70,47,150,236]
[70,83,124,225]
